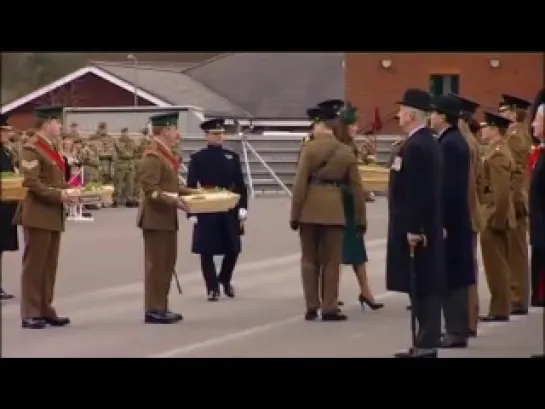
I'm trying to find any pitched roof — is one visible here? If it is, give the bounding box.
[0,66,172,114]
[93,63,251,117]
[184,53,345,118]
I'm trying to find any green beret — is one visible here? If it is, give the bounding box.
[34,105,64,120]
[149,113,179,128]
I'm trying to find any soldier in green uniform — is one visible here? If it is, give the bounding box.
[80,135,101,184]
[133,127,153,204]
[498,94,532,315]
[113,127,137,207]
[479,112,516,322]
[95,122,115,186]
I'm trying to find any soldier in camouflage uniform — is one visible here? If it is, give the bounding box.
[95,122,115,186]
[113,127,137,207]
[80,133,101,184]
[132,127,153,203]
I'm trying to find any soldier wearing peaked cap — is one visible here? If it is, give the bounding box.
[0,114,17,301]
[478,112,516,322]
[450,94,484,337]
[386,89,444,358]
[498,94,532,315]
[429,95,474,348]
[13,105,76,329]
[137,112,198,324]
[290,103,367,322]
[297,107,324,161]
[186,118,248,302]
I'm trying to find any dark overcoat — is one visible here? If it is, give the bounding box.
[0,144,19,252]
[529,151,545,249]
[186,144,248,256]
[438,127,476,289]
[386,127,445,297]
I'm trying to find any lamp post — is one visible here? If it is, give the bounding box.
[127,54,139,106]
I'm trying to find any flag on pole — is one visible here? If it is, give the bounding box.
[68,169,83,188]
[371,107,382,133]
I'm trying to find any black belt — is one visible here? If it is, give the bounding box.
[309,178,344,187]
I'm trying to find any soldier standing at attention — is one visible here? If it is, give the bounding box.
[80,135,101,184]
[290,104,367,322]
[96,122,115,186]
[137,112,197,324]
[113,127,137,207]
[429,95,474,349]
[132,128,152,203]
[14,106,77,329]
[451,94,484,337]
[498,94,532,315]
[478,112,516,322]
[186,118,248,301]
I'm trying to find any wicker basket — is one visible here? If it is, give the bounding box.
[359,165,390,193]
[1,187,27,202]
[1,176,24,189]
[100,185,114,206]
[183,191,240,214]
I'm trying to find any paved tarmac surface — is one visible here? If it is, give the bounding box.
[1,197,543,358]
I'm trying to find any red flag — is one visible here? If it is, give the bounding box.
[371,107,382,133]
[68,170,83,188]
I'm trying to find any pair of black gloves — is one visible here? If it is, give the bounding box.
[289,220,366,235]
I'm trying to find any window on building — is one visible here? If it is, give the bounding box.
[429,74,460,97]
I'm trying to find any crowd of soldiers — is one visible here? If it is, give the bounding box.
[3,122,184,208]
[291,89,544,358]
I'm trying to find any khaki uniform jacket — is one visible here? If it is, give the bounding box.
[290,132,367,227]
[481,140,516,231]
[136,140,196,231]
[465,133,484,232]
[13,134,70,232]
[505,122,532,217]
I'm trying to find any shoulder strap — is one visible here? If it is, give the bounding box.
[311,144,340,178]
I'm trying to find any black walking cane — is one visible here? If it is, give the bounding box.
[409,245,418,349]
[172,269,183,295]
[409,234,427,349]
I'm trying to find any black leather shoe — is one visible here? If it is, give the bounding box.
[510,307,529,315]
[321,311,348,321]
[207,290,220,302]
[406,305,412,311]
[480,315,509,322]
[394,348,437,358]
[468,329,477,338]
[44,316,71,327]
[22,318,47,329]
[304,309,318,321]
[145,311,181,324]
[221,283,235,298]
[438,335,468,349]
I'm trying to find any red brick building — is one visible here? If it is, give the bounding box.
[346,52,544,133]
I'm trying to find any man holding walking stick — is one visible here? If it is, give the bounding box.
[386,89,445,358]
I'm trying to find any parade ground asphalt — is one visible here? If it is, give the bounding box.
[1,197,543,358]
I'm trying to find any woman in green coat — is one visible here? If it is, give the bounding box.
[334,104,384,311]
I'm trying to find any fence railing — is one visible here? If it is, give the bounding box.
[178,133,402,197]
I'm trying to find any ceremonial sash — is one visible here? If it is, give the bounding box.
[35,138,66,173]
[528,146,542,174]
[144,144,180,173]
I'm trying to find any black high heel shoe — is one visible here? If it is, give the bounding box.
[358,294,384,310]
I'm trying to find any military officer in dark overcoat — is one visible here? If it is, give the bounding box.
[0,114,18,300]
[429,95,475,348]
[386,89,444,358]
[186,118,248,301]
